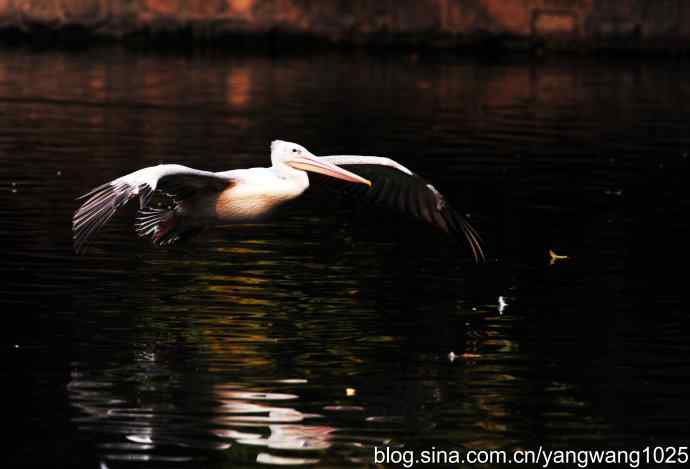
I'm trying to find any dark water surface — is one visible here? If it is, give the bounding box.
[2,48,690,467]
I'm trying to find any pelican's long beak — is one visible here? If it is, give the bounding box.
[288,153,372,187]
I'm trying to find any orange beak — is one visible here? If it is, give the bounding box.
[288,153,372,187]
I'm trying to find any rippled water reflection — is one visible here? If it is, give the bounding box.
[3,47,690,467]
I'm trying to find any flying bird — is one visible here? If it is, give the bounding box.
[72,140,484,260]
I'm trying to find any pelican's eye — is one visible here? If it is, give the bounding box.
[291,148,299,153]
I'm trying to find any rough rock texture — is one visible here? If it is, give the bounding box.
[1,0,690,52]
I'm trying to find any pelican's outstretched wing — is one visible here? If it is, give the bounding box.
[73,164,233,253]
[320,155,485,262]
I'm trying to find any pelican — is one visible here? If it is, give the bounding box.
[73,140,484,260]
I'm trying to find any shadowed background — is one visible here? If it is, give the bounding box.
[2,3,690,469]
[2,0,690,53]
[1,45,690,467]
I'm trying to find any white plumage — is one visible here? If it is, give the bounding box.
[72,140,484,260]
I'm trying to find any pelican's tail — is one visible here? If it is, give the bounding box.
[134,207,200,247]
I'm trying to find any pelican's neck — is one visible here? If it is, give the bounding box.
[271,162,309,195]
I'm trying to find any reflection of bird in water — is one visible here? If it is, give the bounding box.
[73,140,484,260]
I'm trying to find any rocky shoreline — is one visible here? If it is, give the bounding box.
[1,1,689,54]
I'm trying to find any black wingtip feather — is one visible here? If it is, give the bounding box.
[316,161,486,262]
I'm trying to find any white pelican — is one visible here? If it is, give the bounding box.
[73,140,484,260]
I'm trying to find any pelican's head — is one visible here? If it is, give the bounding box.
[271,140,371,186]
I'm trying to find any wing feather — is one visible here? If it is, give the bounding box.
[73,164,233,253]
[320,155,485,262]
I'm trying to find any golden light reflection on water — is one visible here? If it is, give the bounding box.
[216,245,273,255]
[87,64,107,102]
[226,67,252,109]
[205,284,274,305]
[64,280,605,465]
[201,273,269,285]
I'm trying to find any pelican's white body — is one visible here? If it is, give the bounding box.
[204,166,309,222]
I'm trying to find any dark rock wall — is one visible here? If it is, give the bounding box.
[1,0,689,51]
